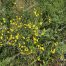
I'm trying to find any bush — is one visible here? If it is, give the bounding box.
[0,0,66,66]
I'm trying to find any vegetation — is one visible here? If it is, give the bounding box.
[0,0,66,66]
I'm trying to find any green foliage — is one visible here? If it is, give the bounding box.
[0,0,66,66]
[0,56,15,66]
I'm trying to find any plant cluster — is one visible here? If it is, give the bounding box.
[0,0,66,66]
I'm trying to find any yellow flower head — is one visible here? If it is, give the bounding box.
[37,56,40,61]
[0,36,3,39]
[27,23,32,28]
[33,9,39,17]
[16,33,19,39]
[10,20,13,23]
[51,49,55,54]
[10,28,14,32]
[2,18,6,23]
[0,44,3,46]
[18,43,21,48]
[24,48,29,52]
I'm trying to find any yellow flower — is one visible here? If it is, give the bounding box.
[37,45,40,48]
[54,42,58,46]
[24,24,27,26]
[15,39,17,42]
[39,46,45,51]
[35,26,38,30]
[22,36,25,39]
[7,31,10,33]
[0,43,3,46]
[24,48,29,52]
[37,45,45,51]
[14,2,16,5]
[2,18,6,23]
[34,10,39,17]
[27,23,31,28]
[32,25,35,28]
[33,36,37,42]
[9,34,13,40]
[35,31,38,36]
[16,33,19,39]
[39,22,42,25]
[18,43,21,48]
[18,23,22,28]
[10,28,14,32]
[16,16,18,18]
[8,42,11,45]
[2,33,3,36]
[34,41,37,44]
[21,45,25,48]
[6,37,8,39]
[15,23,18,26]
[51,49,55,54]
[41,28,46,35]
[18,25,22,28]
[0,36,3,39]
[33,36,38,44]
[34,11,36,15]
[10,20,13,23]
[37,56,40,61]
[18,17,21,20]
[21,16,22,17]
[40,47,44,51]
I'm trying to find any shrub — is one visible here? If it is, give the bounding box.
[0,0,66,66]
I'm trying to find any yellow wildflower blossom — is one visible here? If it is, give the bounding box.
[33,36,38,44]
[18,17,21,20]
[18,43,21,48]
[32,25,35,28]
[39,22,42,25]
[10,28,14,32]
[8,42,11,45]
[9,34,13,40]
[41,28,46,35]
[16,16,18,18]
[40,47,45,51]
[16,33,19,39]
[34,30,38,36]
[54,42,58,46]
[33,36,36,41]
[0,43,3,46]
[2,18,6,23]
[24,48,29,52]
[34,10,39,17]
[14,2,16,5]
[10,20,13,23]
[35,26,38,30]
[21,45,24,48]
[0,36,3,39]
[22,36,25,39]
[2,33,3,36]
[7,31,10,33]
[27,23,32,28]
[51,49,55,54]
[37,56,40,61]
